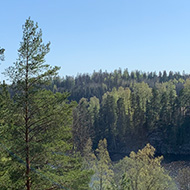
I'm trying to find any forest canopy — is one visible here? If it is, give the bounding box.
[51,69,190,157]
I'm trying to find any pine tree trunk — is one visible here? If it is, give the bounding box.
[25,55,30,190]
[26,122,30,190]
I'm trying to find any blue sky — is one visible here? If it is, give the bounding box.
[0,0,190,81]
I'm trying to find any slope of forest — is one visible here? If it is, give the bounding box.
[46,69,190,159]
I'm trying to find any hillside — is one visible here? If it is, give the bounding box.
[43,69,190,158]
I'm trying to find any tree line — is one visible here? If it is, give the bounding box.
[48,68,188,102]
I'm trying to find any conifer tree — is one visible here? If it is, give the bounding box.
[72,98,93,154]
[98,95,117,150]
[146,88,160,130]
[2,18,91,190]
[116,97,127,143]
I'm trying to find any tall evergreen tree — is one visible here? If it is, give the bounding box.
[72,98,93,155]
[98,95,117,150]
[146,88,160,130]
[2,18,91,190]
[116,98,127,145]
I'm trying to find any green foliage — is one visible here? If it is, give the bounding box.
[1,18,92,190]
[112,144,177,190]
[84,139,114,190]
[69,76,190,155]
[97,94,118,150]
[146,87,160,130]
[107,174,131,190]
[94,139,114,190]
[83,138,97,170]
[73,98,93,154]
[48,69,189,103]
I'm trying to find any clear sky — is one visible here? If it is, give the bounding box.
[0,0,190,81]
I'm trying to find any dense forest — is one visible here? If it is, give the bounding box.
[46,69,190,159]
[1,18,190,190]
[49,69,188,102]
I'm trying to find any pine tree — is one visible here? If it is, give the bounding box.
[98,95,117,150]
[116,98,127,144]
[72,98,92,154]
[2,18,91,190]
[0,82,14,190]
[146,88,160,130]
